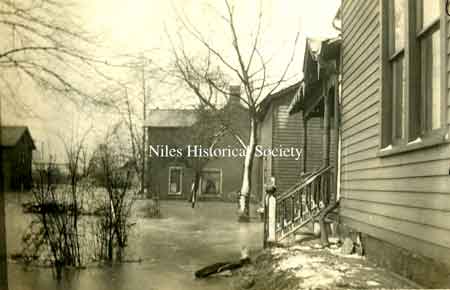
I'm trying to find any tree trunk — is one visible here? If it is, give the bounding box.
[238,117,257,222]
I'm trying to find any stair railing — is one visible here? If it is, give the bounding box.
[264,166,333,245]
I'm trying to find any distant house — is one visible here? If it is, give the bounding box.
[145,87,259,201]
[257,81,324,199]
[0,126,36,191]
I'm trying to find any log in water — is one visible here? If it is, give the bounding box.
[194,257,251,278]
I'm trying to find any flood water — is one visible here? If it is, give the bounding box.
[5,193,263,290]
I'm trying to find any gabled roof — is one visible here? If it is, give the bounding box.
[302,37,341,80]
[303,38,327,75]
[0,126,36,149]
[145,109,198,128]
[258,81,303,120]
[289,37,341,116]
[287,83,305,115]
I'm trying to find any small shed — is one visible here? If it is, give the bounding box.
[0,126,36,191]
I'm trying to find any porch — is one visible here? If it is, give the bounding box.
[263,37,341,246]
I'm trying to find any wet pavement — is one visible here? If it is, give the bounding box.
[5,193,263,290]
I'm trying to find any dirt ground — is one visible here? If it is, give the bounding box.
[231,237,421,290]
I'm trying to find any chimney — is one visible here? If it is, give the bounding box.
[228,85,241,106]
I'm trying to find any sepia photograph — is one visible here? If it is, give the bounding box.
[0,0,449,289]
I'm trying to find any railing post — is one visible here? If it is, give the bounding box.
[264,177,277,248]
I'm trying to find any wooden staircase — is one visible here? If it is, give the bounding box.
[264,166,336,245]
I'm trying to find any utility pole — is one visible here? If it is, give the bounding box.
[141,59,146,196]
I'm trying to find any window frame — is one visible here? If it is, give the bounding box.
[379,0,448,157]
[199,168,222,196]
[168,166,183,195]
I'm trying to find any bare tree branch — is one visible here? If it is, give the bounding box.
[168,0,300,220]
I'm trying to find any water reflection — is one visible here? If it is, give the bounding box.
[6,194,262,290]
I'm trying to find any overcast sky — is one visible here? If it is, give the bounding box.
[2,0,340,162]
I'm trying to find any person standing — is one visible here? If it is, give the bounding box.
[190,179,197,208]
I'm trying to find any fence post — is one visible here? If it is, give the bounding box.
[264,178,277,248]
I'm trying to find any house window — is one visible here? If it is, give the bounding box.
[388,0,406,143]
[168,167,182,195]
[417,0,441,133]
[200,169,221,195]
[382,0,445,149]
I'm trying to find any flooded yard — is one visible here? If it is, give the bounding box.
[5,193,263,290]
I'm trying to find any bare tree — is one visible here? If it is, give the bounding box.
[169,0,299,221]
[58,126,93,265]
[92,124,137,261]
[21,148,95,281]
[0,0,120,116]
[104,57,166,197]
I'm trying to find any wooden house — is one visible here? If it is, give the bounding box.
[338,0,450,287]
[146,89,259,202]
[288,38,340,193]
[0,126,36,191]
[257,82,325,199]
[263,37,340,244]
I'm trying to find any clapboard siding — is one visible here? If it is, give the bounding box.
[342,190,450,212]
[340,0,450,267]
[259,102,273,194]
[271,97,328,194]
[341,97,379,127]
[342,158,450,179]
[342,85,379,114]
[343,18,379,73]
[272,99,303,194]
[340,215,450,266]
[448,16,450,125]
[342,0,378,47]
[341,116,378,141]
[343,40,379,88]
[344,199,450,232]
[341,206,450,250]
[342,144,450,173]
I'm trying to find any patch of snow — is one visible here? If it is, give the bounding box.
[274,251,344,289]
[367,280,380,286]
[216,270,232,277]
[275,253,324,272]
[277,255,304,271]
[290,245,312,251]
[380,144,392,151]
[301,268,343,289]
[407,137,422,145]
[271,247,288,256]
[312,243,323,249]
[329,237,340,244]
[327,247,364,259]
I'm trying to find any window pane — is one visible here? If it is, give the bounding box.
[201,171,220,195]
[422,0,440,28]
[421,29,441,131]
[169,168,181,193]
[392,56,405,140]
[431,30,441,129]
[392,0,406,51]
